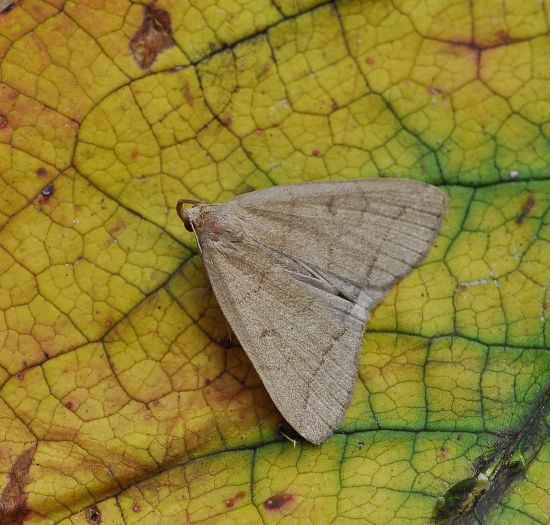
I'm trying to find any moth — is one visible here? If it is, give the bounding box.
[177,179,448,444]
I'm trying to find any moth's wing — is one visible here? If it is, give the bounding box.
[231,178,448,294]
[198,179,447,443]
[200,237,370,444]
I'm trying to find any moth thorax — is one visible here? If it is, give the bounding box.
[201,207,244,243]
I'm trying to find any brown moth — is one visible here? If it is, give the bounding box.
[177,179,448,444]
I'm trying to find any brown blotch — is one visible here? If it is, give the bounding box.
[259,62,271,77]
[85,504,102,524]
[183,80,193,106]
[496,31,512,45]
[0,114,8,129]
[35,167,47,177]
[0,0,17,15]
[0,444,36,525]
[129,6,175,69]
[225,490,245,508]
[515,193,535,225]
[260,328,280,339]
[263,493,293,512]
[108,219,126,236]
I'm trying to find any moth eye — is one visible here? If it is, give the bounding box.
[183,218,193,232]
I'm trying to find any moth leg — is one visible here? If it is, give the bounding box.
[219,321,236,349]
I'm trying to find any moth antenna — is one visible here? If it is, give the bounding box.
[189,220,203,254]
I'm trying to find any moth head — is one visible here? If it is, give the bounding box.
[176,199,203,232]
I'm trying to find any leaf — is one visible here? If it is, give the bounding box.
[0,1,549,523]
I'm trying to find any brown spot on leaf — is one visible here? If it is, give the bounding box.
[438,447,449,460]
[263,493,293,512]
[108,219,126,236]
[366,57,375,65]
[64,400,75,410]
[85,505,102,524]
[259,62,271,77]
[0,0,17,15]
[0,114,8,129]
[331,100,339,111]
[496,31,511,45]
[35,167,47,177]
[311,148,321,157]
[132,503,142,513]
[129,6,175,69]
[225,491,245,508]
[458,283,468,292]
[0,444,36,525]
[515,193,535,225]
[183,81,193,106]
[223,116,233,127]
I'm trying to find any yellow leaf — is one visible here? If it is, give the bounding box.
[1,0,549,523]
